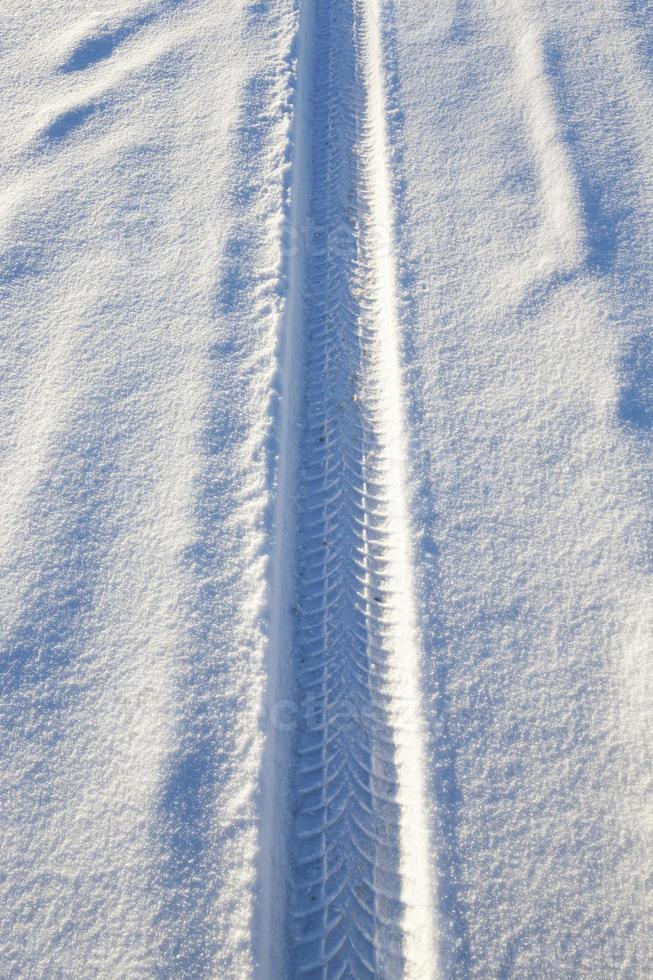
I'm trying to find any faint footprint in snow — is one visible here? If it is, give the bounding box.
[58,0,187,75]
[32,6,181,153]
[59,14,154,74]
[40,102,98,144]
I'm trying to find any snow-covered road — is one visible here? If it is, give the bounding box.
[0,0,651,977]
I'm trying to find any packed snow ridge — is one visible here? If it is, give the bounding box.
[0,0,651,978]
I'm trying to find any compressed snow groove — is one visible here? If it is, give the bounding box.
[284,1,434,977]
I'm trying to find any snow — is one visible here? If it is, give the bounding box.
[390,0,653,974]
[0,1,295,975]
[0,0,651,976]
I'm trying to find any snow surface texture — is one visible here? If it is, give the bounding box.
[0,0,651,978]
[0,0,295,975]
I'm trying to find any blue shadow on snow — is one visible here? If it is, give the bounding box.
[618,332,653,431]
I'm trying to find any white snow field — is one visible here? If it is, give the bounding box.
[0,0,651,977]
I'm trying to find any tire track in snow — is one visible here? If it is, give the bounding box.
[278,1,436,976]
